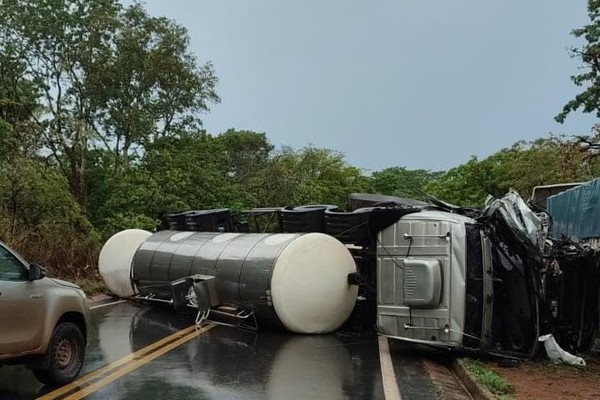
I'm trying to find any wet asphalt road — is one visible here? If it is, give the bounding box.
[0,301,456,400]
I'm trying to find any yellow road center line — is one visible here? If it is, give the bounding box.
[63,324,215,400]
[36,324,198,400]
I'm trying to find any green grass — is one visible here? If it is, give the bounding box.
[462,358,514,400]
[74,277,107,296]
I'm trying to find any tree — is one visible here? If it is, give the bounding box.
[556,0,600,122]
[0,119,14,162]
[87,129,279,238]
[0,56,40,158]
[492,137,590,195]
[0,158,97,277]
[424,135,597,207]
[216,129,275,208]
[86,4,220,159]
[424,156,501,207]
[372,167,442,199]
[260,146,372,207]
[0,0,219,207]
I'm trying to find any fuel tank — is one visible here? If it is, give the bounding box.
[99,230,358,334]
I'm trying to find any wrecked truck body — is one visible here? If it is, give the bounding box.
[376,199,542,358]
[377,190,598,357]
[98,191,599,359]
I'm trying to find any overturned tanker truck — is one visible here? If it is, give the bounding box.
[99,191,599,358]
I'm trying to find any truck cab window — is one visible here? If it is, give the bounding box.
[0,246,27,281]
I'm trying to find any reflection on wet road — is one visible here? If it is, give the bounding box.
[0,301,450,400]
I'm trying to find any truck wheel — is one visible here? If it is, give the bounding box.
[34,322,85,385]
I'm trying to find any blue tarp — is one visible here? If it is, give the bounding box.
[547,178,600,239]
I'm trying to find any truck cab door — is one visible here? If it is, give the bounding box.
[0,245,47,357]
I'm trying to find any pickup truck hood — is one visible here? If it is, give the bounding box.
[51,278,82,290]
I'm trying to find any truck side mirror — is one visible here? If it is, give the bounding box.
[29,264,46,281]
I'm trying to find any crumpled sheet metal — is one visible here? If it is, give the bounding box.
[484,189,543,251]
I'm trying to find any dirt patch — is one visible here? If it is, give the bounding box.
[485,354,600,400]
[422,360,472,400]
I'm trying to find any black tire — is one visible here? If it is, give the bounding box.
[34,322,85,386]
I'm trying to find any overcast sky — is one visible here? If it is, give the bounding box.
[141,0,596,172]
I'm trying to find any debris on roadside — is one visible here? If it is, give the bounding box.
[539,334,585,366]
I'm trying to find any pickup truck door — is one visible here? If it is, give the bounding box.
[0,245,47,356]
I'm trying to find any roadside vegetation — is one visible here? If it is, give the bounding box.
[1,0,600,281]
[73,278,108,296]
[462,358,514,400]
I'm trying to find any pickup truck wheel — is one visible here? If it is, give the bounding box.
[34,322,85,386]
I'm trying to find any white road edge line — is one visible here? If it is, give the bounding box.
[378,335,402,400]
[89,299,127,310]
